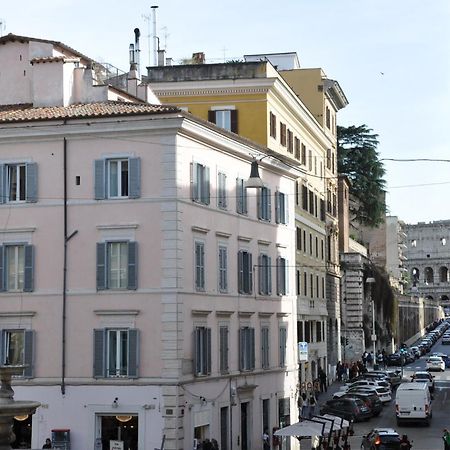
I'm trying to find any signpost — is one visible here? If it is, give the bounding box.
[298,342,308,362]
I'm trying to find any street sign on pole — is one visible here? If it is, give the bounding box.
[298,342,308,362]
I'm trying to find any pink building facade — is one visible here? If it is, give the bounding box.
[0,34,299,450]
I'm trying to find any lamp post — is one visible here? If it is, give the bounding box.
[366,277,376,360]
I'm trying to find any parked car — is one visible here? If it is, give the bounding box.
[410,346,421,358]
[426,356,445,372]
[341,392,383,417]
[411,371,435,392]
[320,397,372,422]
[341,379,391,392]
[431,352,450,367]
[346,386,392,403]
[443,336,450,345]
[361,428,401,450]
[386,353,404,366]
[371,369,402,386]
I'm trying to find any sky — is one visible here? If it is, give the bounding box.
[2,0,450,224]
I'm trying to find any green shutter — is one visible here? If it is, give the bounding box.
[23,245,34,292]
[127,329,139,378]
[128,157,141,199]
[23,330,35,378]
[258,255,264,294]
[96,243,107,290]
[94,160,106,200]
[127,242,138,290]
[93,329,106,378]
[267,188,272,221]
[25,163,38,203]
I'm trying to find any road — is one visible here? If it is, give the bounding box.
[348,337,450,450]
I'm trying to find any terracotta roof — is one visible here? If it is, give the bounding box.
[30,56,69,65]
[0,33,93,63]
[0,101,180,123]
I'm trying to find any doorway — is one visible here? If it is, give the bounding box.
[12,416,32,449]
[240,402,251,450]
[96,415,138,450]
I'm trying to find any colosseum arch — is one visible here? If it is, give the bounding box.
[424,267,434,284]
[411,268,420,285]
[440,266,449,283]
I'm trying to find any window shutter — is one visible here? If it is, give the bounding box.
[239,328,244,370]
[25,163,38,203]
[127,329,139,378]
[127,241,138,290]
[250,328,255,370]
[203,166,210,205]
[285,194,289,224]
[236,178,243,213]
[206,327,212,375]
[23,330,35,378]
[248,253,253,295]
[267,256,272,295]
[0,330,3,363]
[94,160,106,200]
[220,327,229,373]
[128,157,141,199]
[258,254,264,294]
[0,164,4,204]
[275,191,280,223]
[257,190,262,219]
[238,251,244,293]
[267,188,272,221]
[0,246,4,292]
[276,257,282,296]
[96,243,107,290]
[230,110,238,133]
[191,162,198,202]
[93,329,106,378]
[23,245,34,292]
[208,110,216,124]
[193,328,200,375]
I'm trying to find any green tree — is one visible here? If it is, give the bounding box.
[337,125,386,227]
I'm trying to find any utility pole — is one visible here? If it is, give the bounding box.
[151,5,159,67]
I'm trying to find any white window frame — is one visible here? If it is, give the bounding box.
[107,241,128,289]
[6,244,25,291]
[238,249,253,295]
[192,162,210,205]
[7,164,26,202]
[106,329,129,377]
[3,329,24,365]
[107,159,129,198]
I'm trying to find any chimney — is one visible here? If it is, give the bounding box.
[157,49,165,66]
[134,28,141,77]
[166,57,173,66]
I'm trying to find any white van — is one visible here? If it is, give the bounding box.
[395,382,432,425]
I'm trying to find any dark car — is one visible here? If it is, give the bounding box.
[361,428,401,449]
[385,353,404,366]
[320,397,371,422]
[341,392,383,417]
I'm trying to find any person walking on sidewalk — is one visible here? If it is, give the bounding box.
[318,367,327,392]
[443,428,450,450]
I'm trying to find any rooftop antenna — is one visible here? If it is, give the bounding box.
[0,19,5,37]
[151,5,159,66]
[142,13,152,68]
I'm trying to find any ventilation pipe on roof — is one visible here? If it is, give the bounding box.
[134,28,141,77]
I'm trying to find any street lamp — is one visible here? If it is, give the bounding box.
[366,277,376,360]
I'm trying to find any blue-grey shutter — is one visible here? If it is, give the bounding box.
[285,259,289,295]
[206,327,212,375]
[236,178,243,213]
[267,188,272,221]
[284,193,289,224]
[93,329,105,378]
[275,191,280,223]
[191,162,198,201]
[276,257,282,296]
[250,328,255,370]
[258,255,264,294]
[203,166,210,205]
[127,241,138,290]
[94,160,106,200]
[239,328,244,370]
[220,326,228,373]
[23,330,34,378]
[257,190,262,219]
[25,163,38,203]
[193,328,200,375]
[23,245,34,292]
[128,157,141,199]
[0,165,5,204]
[96,243,107,290]
[0,246,4,292]
[267,256,272,295]
[0,330,3,364]
[238,251,244,293]
[248,253,253,295]
[127,329,139,378]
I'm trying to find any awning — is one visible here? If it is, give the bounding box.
[274,420,331,438]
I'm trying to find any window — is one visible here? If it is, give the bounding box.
[310,274,314,297]
[275,191,288,224]
[218,245,228,293]
[0,244,33,292]
[320,199,326,221]
[326,148,332,170]
[315,237,319,258]
[238,250,253,294]
[294,137,300,160]
[219,326,229,373]
[236,178,248,215]
[326,106,331,129]
[309,190,315,215]
[239,327,255,371]
[257,187,271,221]
[296,227,302,251]
[301,144,306,166]
[208,109,238,133]
[193,326,211,376]
[308,150,313,172]
[94,158,140,200]
[1,329,34,377]
[316,321,322,342]
[195,241,205,291]
[287,130,293,153]
[0,163,37,204]
[191,162,210,205]
[303,272,307,296]
[258,254,272,295]
[280,123,287,146]
[276,257,287,295]
[302,185,308,211]
[96,241,137,290]
[217,172,227,209]
[94,328,139,378]
[261,326,270,369]
[270,112,277,138]
[279,327,287,367]
[296,270,300,295]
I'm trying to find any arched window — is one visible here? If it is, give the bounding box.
[441,295,449,301]
[440,267,449,283]
[412,268,420,284]
[426,295,434,300]
[424,267,434,284]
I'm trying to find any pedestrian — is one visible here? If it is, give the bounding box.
[308,393,317,418]
[336,361,342,382]
[42,439,52,449]
[362,351,368,367]
[367,351,373,368]
[298,392,304,419]
[211,438,219,450]
[318,367,327,392]
[443,429,450,450]
[263,428,270,450]
[301,392,308,418]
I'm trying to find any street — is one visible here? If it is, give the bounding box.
[318,337,450,450]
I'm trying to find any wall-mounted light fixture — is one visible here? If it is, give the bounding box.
[116,415,133,423]
[245,160,265,189]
